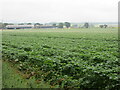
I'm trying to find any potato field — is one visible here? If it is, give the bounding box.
[2,28,120,89]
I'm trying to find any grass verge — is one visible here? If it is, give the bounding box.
[2,60,52,88]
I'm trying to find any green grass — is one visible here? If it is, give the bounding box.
[2,60,51,88]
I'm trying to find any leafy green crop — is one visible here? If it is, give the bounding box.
[2,28,120,89]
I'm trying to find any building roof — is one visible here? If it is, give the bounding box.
[6,25,34,28]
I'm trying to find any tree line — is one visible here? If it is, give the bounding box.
[0,22,108,29]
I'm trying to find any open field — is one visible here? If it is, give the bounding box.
[2,28,120,89]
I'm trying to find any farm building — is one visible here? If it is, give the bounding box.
[6,25,56,29]
[34,25,56,29]
[6,25,34,29]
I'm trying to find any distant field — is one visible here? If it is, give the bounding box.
[2,28,119,89]
[2,27,118,32]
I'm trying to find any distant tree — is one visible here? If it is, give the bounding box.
[58,23,63,28]
[3,23,9,27]
[34,23,43,28]
[8,23,14,25]
[64,22,71,28]
[34,23,41,25]
[39,24,43,25]
[104,24,108,28]
[99,25,104,28]
[18,23,24,25]
[52,23,57,27]
[27,23,32,25]
[84,22,89,28]
[0,23,4,29]
[2,23,14,28]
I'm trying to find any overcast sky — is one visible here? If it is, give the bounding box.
[1,0,119,23]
